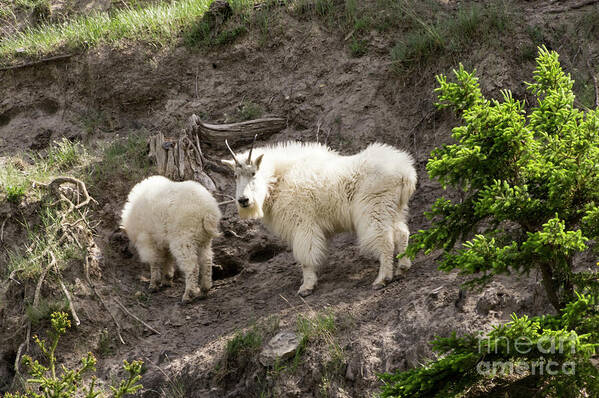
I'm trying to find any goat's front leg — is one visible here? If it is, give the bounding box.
[292,227,327,297]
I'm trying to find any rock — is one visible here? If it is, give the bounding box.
[345,356,361,381]
[259,331,300,367]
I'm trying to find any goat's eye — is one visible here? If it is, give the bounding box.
[252,172,256,177]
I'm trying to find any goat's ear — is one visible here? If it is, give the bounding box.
[221,159,236,171]
[254,154,264,169]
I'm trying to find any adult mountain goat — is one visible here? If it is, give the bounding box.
[121,175,221,303]
[222,140,417,296]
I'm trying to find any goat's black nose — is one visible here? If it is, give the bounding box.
[238,197,250,207]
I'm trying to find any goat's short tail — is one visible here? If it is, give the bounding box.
[203,213,221,238]
[399,176,417,210]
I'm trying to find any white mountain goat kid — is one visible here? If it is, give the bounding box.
[120,175,221,303]
[222,140,417,296]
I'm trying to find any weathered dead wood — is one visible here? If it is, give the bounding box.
[187,114,286,146]
[149,114,283,191]
[148,131,217,191]
[546,0,599,12]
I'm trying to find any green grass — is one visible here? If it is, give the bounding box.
[5,206,84,281]
[294,311,344,375]
[87,134,152,188]
[1,162,28,203]
[577,8,599,37]
[159,378,187,398]
[391,1,511,71]
[0,138,87,204]
[349,37,367,57]
[45,138,85,170]
[1,139,91,283]
[226,328,263,358]
[25,296,69,327]
[97,328,115,357]
[238,100,263,121]
[0,0,212,62]
[216,316,279,382]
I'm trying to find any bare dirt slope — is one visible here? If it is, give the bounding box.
[2,1,595,396]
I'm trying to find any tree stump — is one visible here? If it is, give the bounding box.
[148,132,217,192]
[148,114,285,188]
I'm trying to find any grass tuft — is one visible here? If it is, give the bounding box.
[45,138,85,171]
[294,310,344,375]
[349,37,367,57]
[0,0,212,62]
[25,297,69,326]
[391,0,512,71]
[87,134,151,188]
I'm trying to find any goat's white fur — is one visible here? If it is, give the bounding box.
[222,142,417,295]
[120,175,221,302]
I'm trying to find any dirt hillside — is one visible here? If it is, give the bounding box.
[1,0,598,396]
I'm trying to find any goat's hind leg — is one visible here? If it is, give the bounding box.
[394,220,411,277]
[356,218,395,290]
[169,237,200,303]
[160,252,175,287]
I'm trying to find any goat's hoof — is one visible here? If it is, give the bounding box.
[397,258,412,271]
[181,296,198,305]
[372,281,386,290]
[298,287,314,297]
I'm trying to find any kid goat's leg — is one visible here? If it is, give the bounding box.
[169,236,200,303]
[161,252,176,287]
[135,233,166,291]
[198,242,213,298]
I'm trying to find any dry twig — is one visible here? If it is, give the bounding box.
[114,297,161,336]
[58,279,80,326]
[0,53,74,71]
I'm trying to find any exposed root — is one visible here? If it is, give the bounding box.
[33,251,57,308]
[12,177,98,375]
[0,53,75,71]
[58,278,80,327]
[0,214,9,242]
